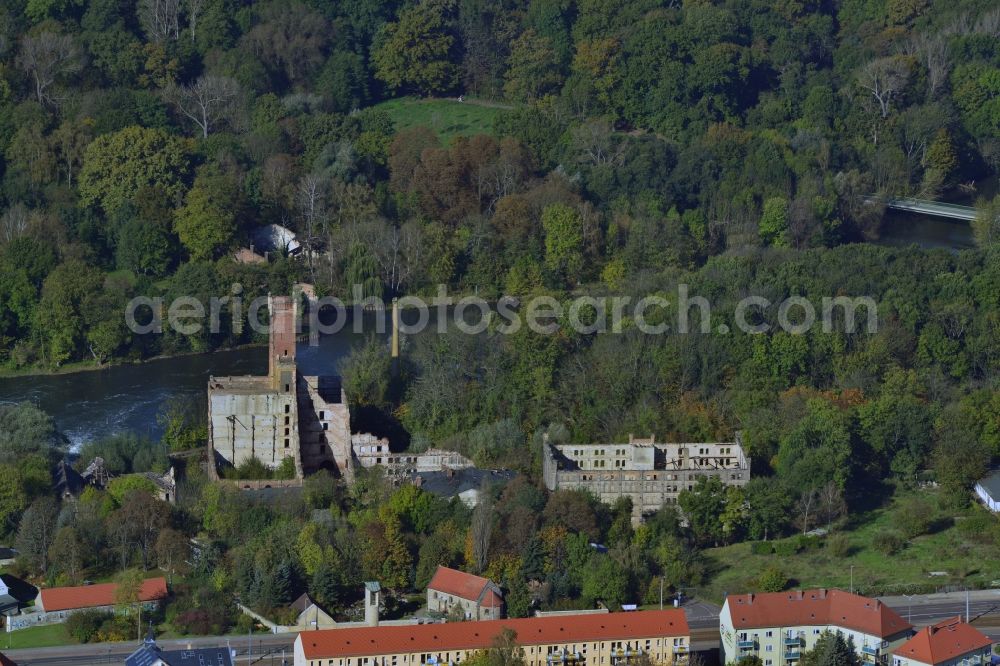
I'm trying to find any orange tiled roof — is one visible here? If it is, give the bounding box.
[892,617,993,665]
[428,566,501,607]
[725,589,912,638]
[298,609,689,659]
[39,577,167,613]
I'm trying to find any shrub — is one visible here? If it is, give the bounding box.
[773,539,801,557]
[826,533,851,558]
[750,541,773,555]
[66,609,112,643]
[796,535,821,551]
[896,497,933,538]
[956,510,998,545]
[872,531,905,555]
[757,567,788,592]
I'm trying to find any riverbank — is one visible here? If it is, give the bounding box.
[0,342,268,380]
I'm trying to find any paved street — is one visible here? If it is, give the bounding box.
[878,589,1000,625]
[5,633,296,666]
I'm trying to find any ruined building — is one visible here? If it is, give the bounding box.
[542,433,751,522]
[208,296,353,479]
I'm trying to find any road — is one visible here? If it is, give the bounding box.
[878,589,1000,625]
[4,592,998,665]
[4,632,297,666]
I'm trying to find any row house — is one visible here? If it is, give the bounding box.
[294,609,690,666]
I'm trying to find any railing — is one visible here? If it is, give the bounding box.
[784,652,801,661]
[737,640,757,649]
[862,646,879,656]
[784,637,802,647]
[673,646,689,653]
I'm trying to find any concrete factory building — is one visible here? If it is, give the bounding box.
[542,433,750,521]
[208,296,353,479]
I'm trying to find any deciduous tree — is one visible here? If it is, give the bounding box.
[373,0,458,95]
[165,74,241,139]
[17,32,82,106]
[78,126,191,214]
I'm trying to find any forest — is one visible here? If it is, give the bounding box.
[0,0,998,646]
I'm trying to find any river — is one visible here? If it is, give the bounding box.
[876,211,976,250]
[0,317,390,449]
[0,211,979,448]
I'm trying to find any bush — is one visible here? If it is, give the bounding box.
[872,531,905,555]
[956,510,998,545]
[896,497,933,538]
[773,539,801,557]
[796,535,821,551]
[750,541,773,555]
[826,533,851,558]
[66,609,112,643]
[757,567,788,592]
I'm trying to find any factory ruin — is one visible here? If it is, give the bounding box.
[207,295,354,480]
[542,433,751,522]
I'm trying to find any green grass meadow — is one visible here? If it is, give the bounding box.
[701,489,1000,602]
[373,97,503,142]
[3,622,76,650]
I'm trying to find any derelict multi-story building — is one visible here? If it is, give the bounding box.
[207,295,354,479]
[542,433,750,521]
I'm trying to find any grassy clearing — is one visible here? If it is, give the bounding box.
[4,622,76,649]
[373,96,504,142]
[700,489,1000,603]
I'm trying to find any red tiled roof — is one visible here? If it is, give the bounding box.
[428,566,501,607]
[892,617,993,665]
[725,589,912,638]
[298,609,689,659]
[39,577,167,613]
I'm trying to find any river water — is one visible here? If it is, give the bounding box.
[0,213,978,448]
[876,211,976,250]
[0,318,390,449]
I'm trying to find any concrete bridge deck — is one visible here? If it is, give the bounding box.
[867,196,977,221]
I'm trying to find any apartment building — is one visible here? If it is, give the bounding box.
[720,589,913,666]
[293,609,690,666]
[891,617,993,666]
[542,433,750,521]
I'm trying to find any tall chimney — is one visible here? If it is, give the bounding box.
[364,582,381,627]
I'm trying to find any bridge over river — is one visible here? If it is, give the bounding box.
[868,196,978,221]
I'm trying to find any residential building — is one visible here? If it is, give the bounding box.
[974,470,1000,512]
[0,574,37,616]
[426,566,503,621]
[126,631,234,666]
[253,223,301,255]
[720,589,913,666]
[891,617,993,666]
[35,577,168,621]
[208,296,354,479]
[293,609,691,666]
[542,433,750,522]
